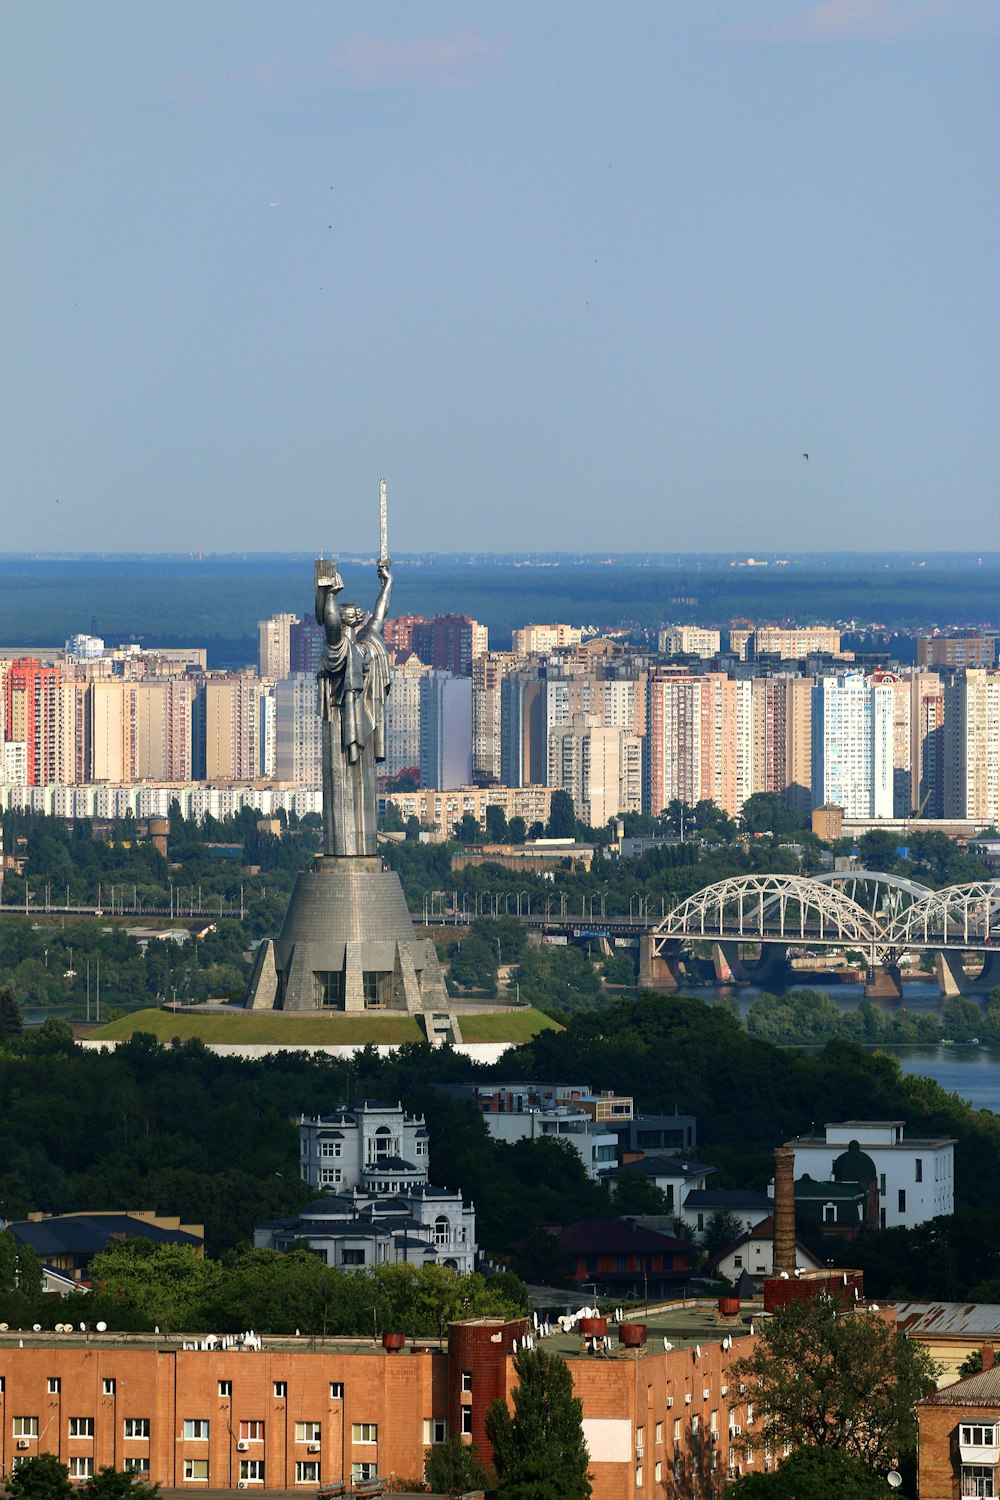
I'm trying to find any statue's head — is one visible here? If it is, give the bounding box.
[340,604,369,628]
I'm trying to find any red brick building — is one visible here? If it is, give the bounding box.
[0,1309,764,1499]
[917,1351,1000,1500]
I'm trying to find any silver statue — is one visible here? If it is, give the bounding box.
[315,554,392,857]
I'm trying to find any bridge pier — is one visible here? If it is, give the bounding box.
[638,935,683,994]
[716,941,792,990]
[934,949,1000,997]
[935,950,964,999]
[864,963,903,1001]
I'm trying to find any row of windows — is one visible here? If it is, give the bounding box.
[12,1459,370,1488]
[10,1410,366,1445]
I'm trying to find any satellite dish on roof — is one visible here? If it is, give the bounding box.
[96,1321,107,1332]
[0,1323,8,1331]
[887,1473,903,1490]
[780,1271,789,1280]
[33,1323,42,1332]
[79,1323,87,1331]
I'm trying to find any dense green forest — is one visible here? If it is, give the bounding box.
[2,996,1000,1306]
[0,557,996,663]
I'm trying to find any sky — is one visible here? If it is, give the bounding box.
[1,1,997,555]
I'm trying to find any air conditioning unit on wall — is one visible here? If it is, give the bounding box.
[237,1441,250,1452]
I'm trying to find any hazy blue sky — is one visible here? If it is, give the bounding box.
[2,1,996,555]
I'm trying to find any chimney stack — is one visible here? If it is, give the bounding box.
[773,1147,796,1277]
[983,1342,995,1372]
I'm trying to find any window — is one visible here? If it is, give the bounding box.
[898,1189,906,1213]
[673,1419,681,1442]
[423,1419,447,1444]
[68,1459,94,1481]
[824,1204,837,1224]
[915,1158,923,1182]
[316,970,344,1008]
[273,1382,287,1399]
[295,1422,321,1444]
[294,1463,320,1484]
[879,1173,886,1196]
[69,1418,94,1438]
[961,1468,995,1498]
[240,1461,265,1484]
[48,1378,62,1395]
[691,1415,699,1434]
[218,1381,232,1398]
[341,1249,365,1266]
[352,1465,377,1484]
[636,1425,645,1456]
[655,1423,663,1445]
[697,1214,704,1232]
[13,1418,39,1438]
[434,1216,450,1246]
[319,1168,342,1186]
[655,1462,662,1483]
[183,1460,208,1482]
[123,1459,150,1475]
[352,1423,378,1444]
[461,1409,473,1435]
[636,1465,643,1488]
[320,1141,342,1158]
[616,1255,627,1272]
[124,1419,150,1439]
[961,1426,997,1447]
[240,1422,264,1442]
[183,1420,210,1440]
[102,1380,116,1397]
[329,1385,344,1401]
[733,1255,743,1269]
[461,1371,473,1392]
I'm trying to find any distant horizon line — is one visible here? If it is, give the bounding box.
[1,550,999,566]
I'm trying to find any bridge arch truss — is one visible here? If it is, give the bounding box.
[652,873,882,953]
[886,881,1000,949]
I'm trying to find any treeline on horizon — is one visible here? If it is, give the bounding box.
[3,995,1000,1305]
[0,559,996,662]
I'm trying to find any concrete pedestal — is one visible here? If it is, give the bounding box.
[246,855,448,1013]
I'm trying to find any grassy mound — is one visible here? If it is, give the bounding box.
[86,1007,559,1046]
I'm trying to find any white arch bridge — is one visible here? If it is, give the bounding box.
[640,873,1000,1000]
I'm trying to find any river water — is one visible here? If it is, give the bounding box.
[701,978,1000,1114]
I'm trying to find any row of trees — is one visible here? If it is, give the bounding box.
[745,987,1000,1047]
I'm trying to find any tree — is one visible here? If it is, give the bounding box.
[702,1209,746,1261]
[724,1445,904,1498]
[728,1294,936,1472]
[0,985,24,1042]
[485,1347,592,1500]
[546,791,577,840]
[83,1468,162,1500]
[424,1435,490,1496]
[486,805,509,843]
[5,1453,73,1500]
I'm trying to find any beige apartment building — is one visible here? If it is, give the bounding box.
[384,783,553,838]
[944,669,1000,824]
[204,675,260,783]
[658,624,721,658]
[258,612,297,680]
[512,622,583,655]
[547,712,642,827]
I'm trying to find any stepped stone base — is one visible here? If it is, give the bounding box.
[245,855,448,1013]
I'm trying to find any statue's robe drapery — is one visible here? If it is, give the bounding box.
[317,610,390,857]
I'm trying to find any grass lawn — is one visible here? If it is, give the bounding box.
[88,1009,425,1044]
[458,1008,561,1042]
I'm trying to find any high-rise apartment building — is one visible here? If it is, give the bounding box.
[512,623,583,656]
[944,669,1000,825]
[918,635,996,670]
[500,669,547,787]
[410,614,487,676]
[658,625,721,658]
[420,672,473,791]
[811,674,893,818]
[274,674,322,786]
[753,626,843,659]
[289,615,325,674]
[257,613,297,680]
[910,672,945,817]
[472,652,515,784]
[4,657,60,785]
[548,712,642,827]
[204,674,260,782]
[384,658,428,778]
